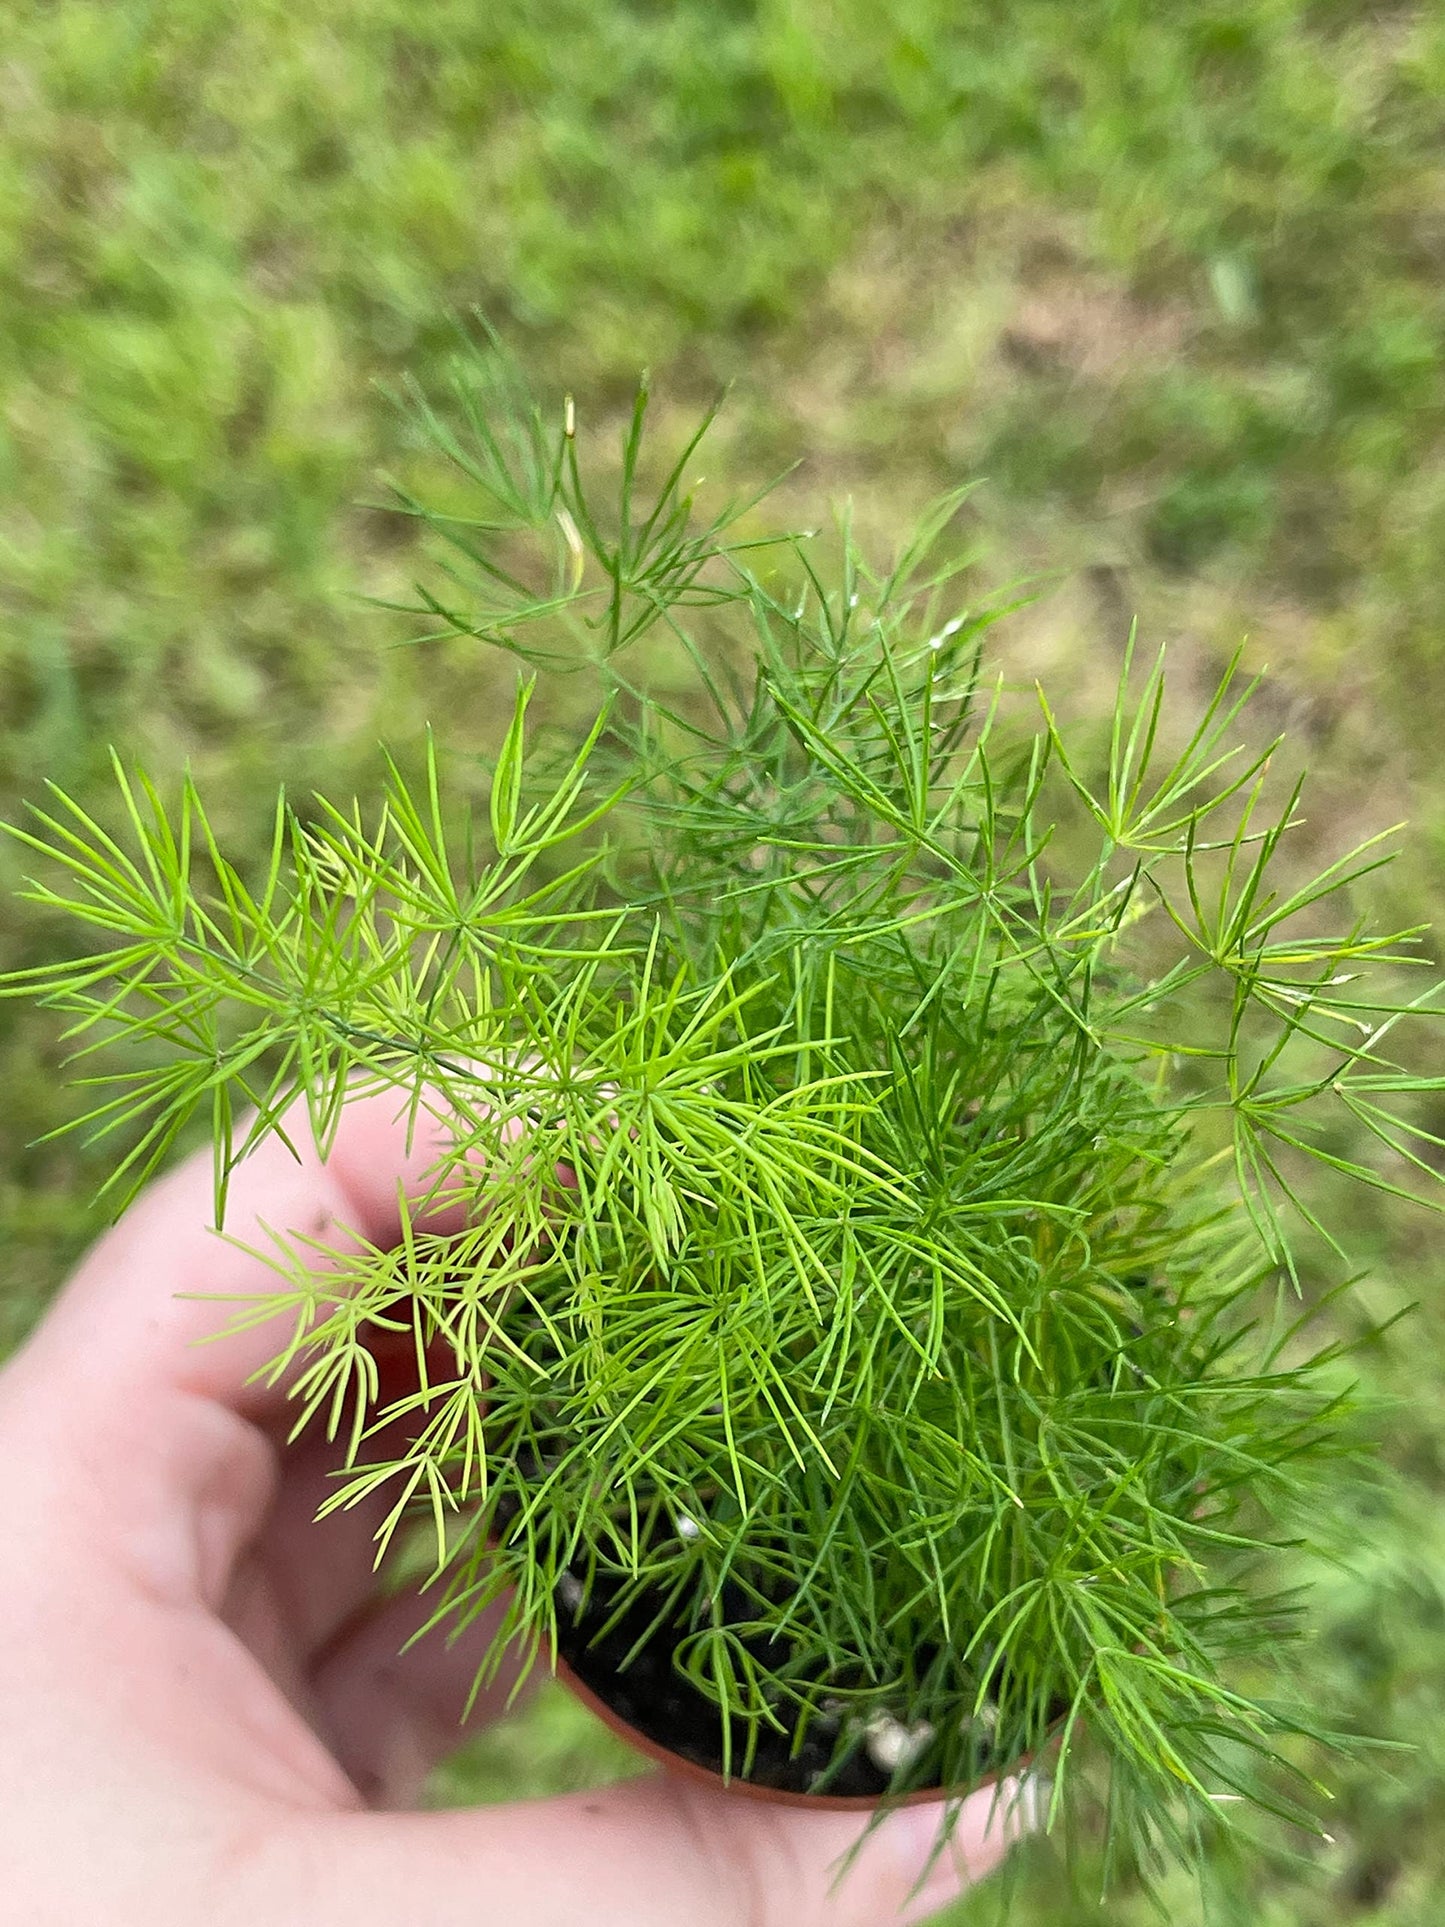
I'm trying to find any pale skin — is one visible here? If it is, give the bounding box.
[0,1088,1028,1926]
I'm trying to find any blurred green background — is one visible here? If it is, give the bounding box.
[5,2,1445,1919]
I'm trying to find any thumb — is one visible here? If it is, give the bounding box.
[272,1769,1033,1926]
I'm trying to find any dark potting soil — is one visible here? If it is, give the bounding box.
[551,1567,964,1799]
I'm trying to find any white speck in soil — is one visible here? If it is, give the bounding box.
[864,1713,936,1775]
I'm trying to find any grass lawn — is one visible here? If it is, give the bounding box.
[5,3,1445,1917]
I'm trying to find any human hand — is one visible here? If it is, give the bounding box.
[0,1089,1029,1926]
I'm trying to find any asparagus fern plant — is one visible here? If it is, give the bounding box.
[6,335,1441,1887]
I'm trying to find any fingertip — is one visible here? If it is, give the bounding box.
[883,1774,1039,1924]
[318,1084,463,1243]
[662,1765,1034,1927]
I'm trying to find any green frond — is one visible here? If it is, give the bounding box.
[7,341,1439,1891]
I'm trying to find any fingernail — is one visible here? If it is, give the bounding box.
[1011,1770,1049,1833]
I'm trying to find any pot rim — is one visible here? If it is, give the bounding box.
[552,1650,1006,1812]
